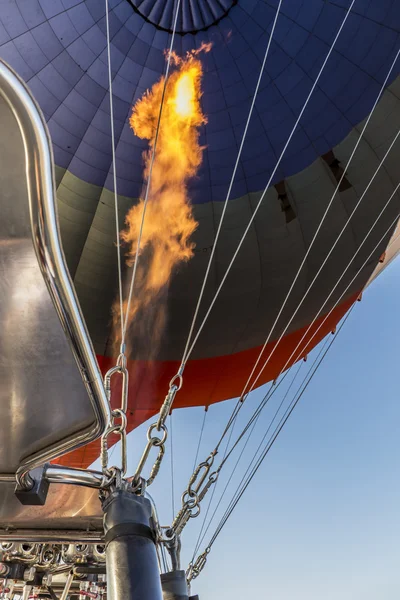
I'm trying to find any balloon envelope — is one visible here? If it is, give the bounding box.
[1,0,399,467]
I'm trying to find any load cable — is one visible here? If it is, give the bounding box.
[208,319,349,548]
[192,409,209,472]
[188,310,353,580]
[191,212,400,575]
[192,121,400,474]
[211,210,400,539]
[168,2,385,469]
[106,0,182,348]
[181,0,358,367]
[179,175,400,548]
[191,362,302,559]
[246,182,400,398]
[105,0,124,343]
[190,46,400,462]
[237,45,400,403]
[122,0,182,343]
[179,0,284,369]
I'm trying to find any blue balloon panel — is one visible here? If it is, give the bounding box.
[0,0,399,202]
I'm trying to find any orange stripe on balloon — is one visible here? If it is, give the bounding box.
[56,291,359,469]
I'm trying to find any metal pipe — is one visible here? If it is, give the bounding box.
[0,58,111,487]
[0,465,110,493]
[0,475,16,483]
[161,571,189,600]
[0,531,103,543]
[45,466,109,489]
[60,571,74,600]
[103,491,162,600]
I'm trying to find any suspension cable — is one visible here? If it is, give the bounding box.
[193,409,208,472]
[101,0,181,483]
[206,309,353,560]
[182,0,358,366]
[122,0,182,342]
[215,185,400,476]
[217,370,292,470]
[248,184,400,396]
[175,180,400,542]
[105,0,124,344]
[244,145,400,400]
[237,45,400,401]
[204,210,400,545]
[192,362,303,559]
[186,326,346,582]
[139,0,359,492]
[288,211,400,368]
[199,113,400,461]
[189,393,250,555]
[198,215,400,554]
[179,0,284,369]
[170,412,175,519]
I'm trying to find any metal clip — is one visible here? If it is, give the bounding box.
[101,364,129,478]
[104,364,128,414]
[198,471,219,503]
[132,423,168,487]
[186,548,210,582]
[156,385,178,430]
[187,452,215,497]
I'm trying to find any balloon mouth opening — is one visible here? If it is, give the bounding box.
[124,0,238,35]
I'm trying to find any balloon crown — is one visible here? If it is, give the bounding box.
[125,0,238,34]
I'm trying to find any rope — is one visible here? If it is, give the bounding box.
[245,133,400,398]
[183,0,358,364]
[196,88,400,461]
[290,210,400,368]
[105,0,124,344]
[198,207,400,554]
[122,0,182,340]
[186,177,400,560]
[170,412,175,519]
[193,180,400,523]
[238,45,400,400]
[179,0,284,369]
[217,370,292,467]
[192,362,302,558]
[192,409,208,472]
[251,183,400,396]
[190,402,243,561]
[207,309,353,549]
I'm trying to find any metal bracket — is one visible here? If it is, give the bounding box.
[14,467,49,506]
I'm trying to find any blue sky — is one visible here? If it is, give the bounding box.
[95,256,400,599]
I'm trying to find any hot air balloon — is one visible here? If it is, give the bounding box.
[0,1,400,599]
[0,0,399,471]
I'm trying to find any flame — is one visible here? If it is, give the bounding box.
[115,48,209,356]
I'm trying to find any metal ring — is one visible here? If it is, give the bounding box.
[112,408,128,431]
[182,490,198,508]
[104,364,123,380]
[117,353,127,369]
[147,422,167,446]
[105,424,124,437]
[103,467,117,488]
[169,374,183,391]
[209,471,219,484]
[189,504,201,518]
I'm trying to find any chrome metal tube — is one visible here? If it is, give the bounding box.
[161,571,189,600]
[0,475,16,483]
[45,466,109,489]
[60,571,74,600]
[0,530,103,543]
[103,491,162,600]
[0,59,111,484]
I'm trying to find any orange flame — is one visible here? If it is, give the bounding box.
[115,48,208,356]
